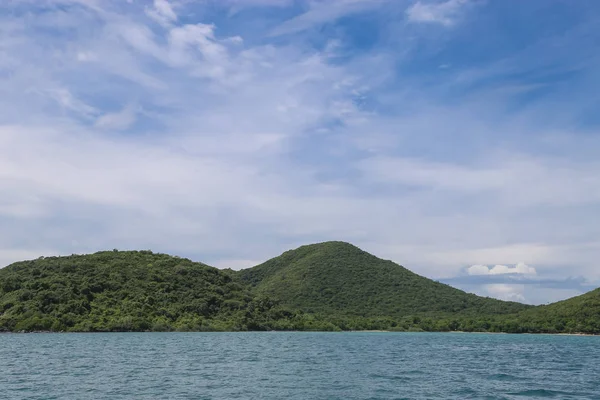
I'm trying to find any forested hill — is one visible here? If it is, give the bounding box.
[0,244,598,334]
[236,241,530,317]
[513,288,600,333]
[0,251,303,332]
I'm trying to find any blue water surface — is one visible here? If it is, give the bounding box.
[0,332,598,399]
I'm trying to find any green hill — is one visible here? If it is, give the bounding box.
[0,250,302,332]
[1,243,598,334]
[236,241,530,318]
[512,288,600,334]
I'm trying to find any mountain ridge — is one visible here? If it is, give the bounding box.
[0,242,598,333]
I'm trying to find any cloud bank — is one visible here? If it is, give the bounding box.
[1,0,599,305]
[467,263,537,276]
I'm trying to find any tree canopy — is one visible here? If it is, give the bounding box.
[0,243,598,334]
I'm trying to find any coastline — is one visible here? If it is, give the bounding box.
[2,330,598,336]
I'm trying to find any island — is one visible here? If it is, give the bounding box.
[1,242,598,334]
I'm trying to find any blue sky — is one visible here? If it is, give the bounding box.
[1,0,599,304]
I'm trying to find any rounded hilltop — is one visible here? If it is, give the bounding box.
[237,240,529,317]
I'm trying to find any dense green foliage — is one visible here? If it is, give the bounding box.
[0,251,311,332]
[237,241,529,317]
[512,288,600,334]
[0,242,598,334]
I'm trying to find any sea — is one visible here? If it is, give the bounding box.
[0,332,598,399]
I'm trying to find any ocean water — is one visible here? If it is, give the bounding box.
[0,332,598,399]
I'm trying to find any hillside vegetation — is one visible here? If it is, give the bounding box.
[513,288,600,333]
[0,251,309,332]
[237,241,530,317]
[0,242,598,333]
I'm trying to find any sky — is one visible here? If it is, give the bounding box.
[1,0,599,305]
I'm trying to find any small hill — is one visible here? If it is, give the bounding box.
[0,250,296,332]
[237,241,530,318]
[514,288,600,334]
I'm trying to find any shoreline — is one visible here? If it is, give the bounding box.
[2,330,598,336]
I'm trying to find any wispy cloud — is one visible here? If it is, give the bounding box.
[95,104,138,131]
[145,0,178,27]
[406,0,470,26]
[0,0,369,264]
[0,0,599,305]
[270,0,388,36]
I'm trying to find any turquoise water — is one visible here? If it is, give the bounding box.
[0,332,598,399]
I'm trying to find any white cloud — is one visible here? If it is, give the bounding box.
[270,0,387,36]
[467,264,491,275]
[146,0,177,27]
[225,0,295,15]
[43,88,98,117]
[467,262,537,276]
[406,0,469,27]
[483,284,526,302]
[95,105,137,130]
[167,23,230,78]
[111,19,245,84]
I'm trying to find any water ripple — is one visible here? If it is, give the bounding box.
[0,332,598,399]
